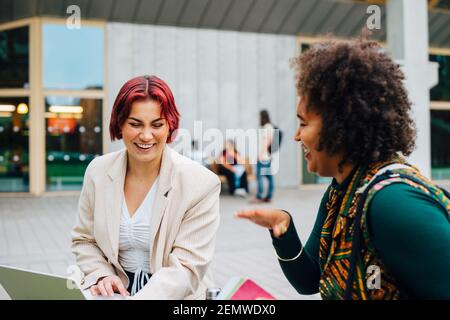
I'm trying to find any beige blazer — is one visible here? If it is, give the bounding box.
[71,146,221,299]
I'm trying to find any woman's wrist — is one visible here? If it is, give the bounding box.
[271,211,303,260]
[278,210,291,237]
[271,210,291,238]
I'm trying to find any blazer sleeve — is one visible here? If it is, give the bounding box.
[71,164,116,289]
[133,177,221,300]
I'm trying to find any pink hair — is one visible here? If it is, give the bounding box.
[109,75,180,143]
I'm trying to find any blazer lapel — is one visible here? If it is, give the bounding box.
[149,146,173,269]
[106,149,127,261]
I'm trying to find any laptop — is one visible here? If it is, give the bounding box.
[0,264,125,300]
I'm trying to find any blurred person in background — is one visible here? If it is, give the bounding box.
[250,110,278,203]
[216,140,249,197]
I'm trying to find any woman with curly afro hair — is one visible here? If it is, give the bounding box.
[237,37,450,299]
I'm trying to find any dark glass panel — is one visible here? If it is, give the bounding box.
[0,97,29,192]
[0,27,29,88]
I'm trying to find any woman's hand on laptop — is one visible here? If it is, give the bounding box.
[90,275,129,297]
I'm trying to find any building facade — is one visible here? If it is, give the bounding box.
[0,0,449,195]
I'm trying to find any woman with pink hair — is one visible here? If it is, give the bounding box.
[72,75,220,299]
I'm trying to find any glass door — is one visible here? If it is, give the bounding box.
[0,25,30,192]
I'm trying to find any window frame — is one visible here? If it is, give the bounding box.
[429,47,450,184]
[0,17,107,196]
[41,18,107,194]
[0,19,33,195]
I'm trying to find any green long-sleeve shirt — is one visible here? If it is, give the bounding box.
[272,179,450,299]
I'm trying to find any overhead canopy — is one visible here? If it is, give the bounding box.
[0,0,449,47]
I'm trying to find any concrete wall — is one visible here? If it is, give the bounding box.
[106,23,299,187]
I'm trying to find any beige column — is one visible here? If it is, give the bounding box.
[29,18,46,195]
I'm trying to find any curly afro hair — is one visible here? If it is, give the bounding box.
[293,37,416,167]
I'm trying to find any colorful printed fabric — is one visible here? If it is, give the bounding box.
[318,159,450,300]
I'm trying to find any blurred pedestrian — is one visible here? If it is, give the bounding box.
[217,140,249,197]
[250,110,277,203]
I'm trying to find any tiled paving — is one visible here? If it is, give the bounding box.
[8,181,448,300]
[0,186,326,300]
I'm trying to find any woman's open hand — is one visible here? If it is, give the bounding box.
[90,275,129,297]
[235,208,291,238]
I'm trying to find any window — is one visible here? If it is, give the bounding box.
[0,97,30,191]
[43,24,103,90]
[434,0,450,10]
[430,54,450,102]
[43,22,105,192]
[431,110,450,180]
[45,96,102,191]
[0,26,29,88]
[0,20,105,194]
[430,52,450,180]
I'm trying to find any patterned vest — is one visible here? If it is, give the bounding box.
[318,159,450,300]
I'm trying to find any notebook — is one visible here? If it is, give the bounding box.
[216,276,276,300]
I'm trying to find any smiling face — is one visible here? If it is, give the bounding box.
[121,99,170,166]
[294,96,342,177]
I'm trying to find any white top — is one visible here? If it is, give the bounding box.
[118,177,158,295]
